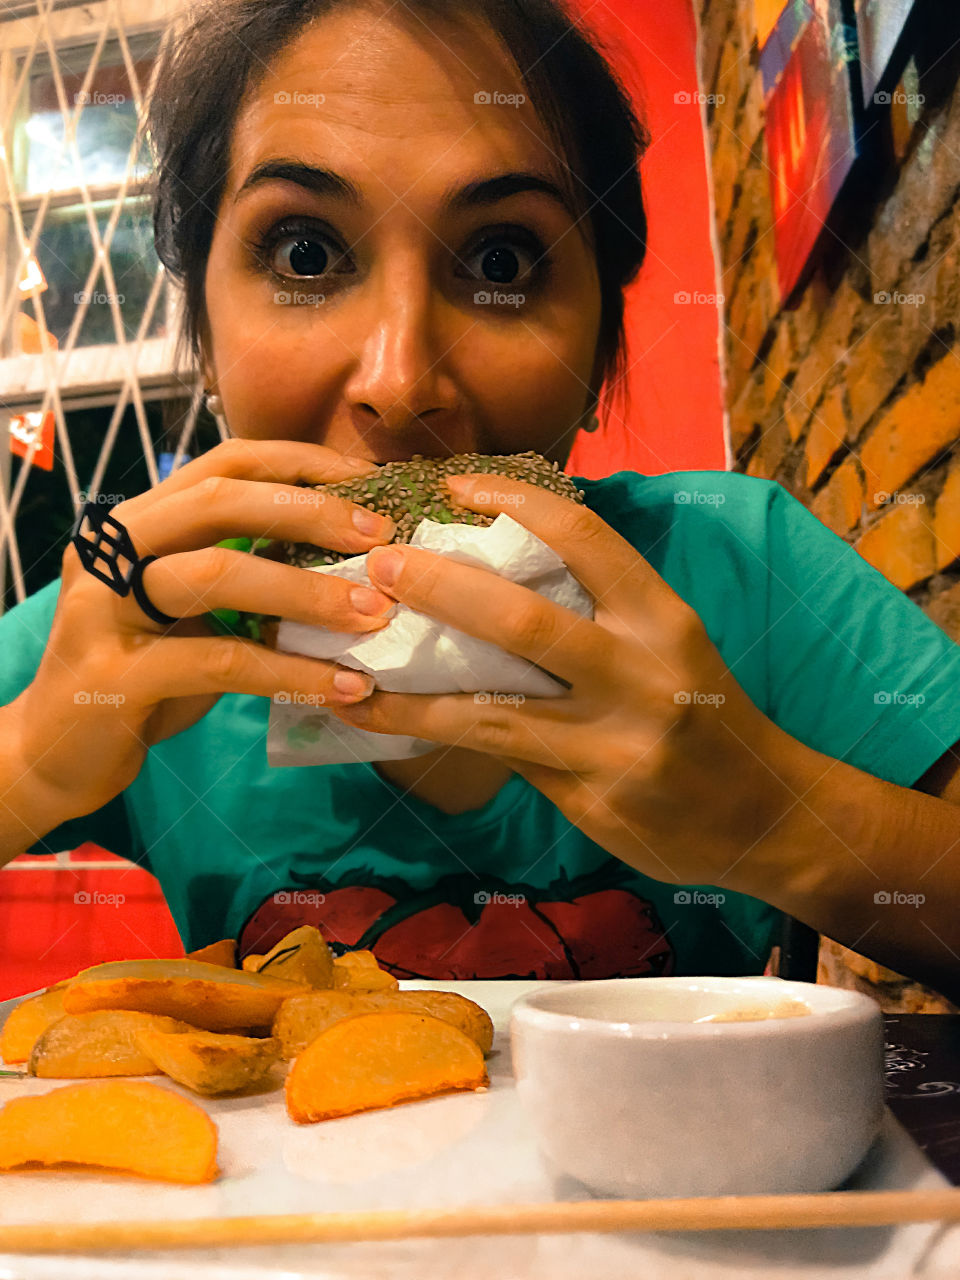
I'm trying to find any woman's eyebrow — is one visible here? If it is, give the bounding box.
[235,160,573,216]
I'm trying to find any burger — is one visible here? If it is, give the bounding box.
[209,451,585,643]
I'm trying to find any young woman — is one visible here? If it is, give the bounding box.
[2,0,960,995]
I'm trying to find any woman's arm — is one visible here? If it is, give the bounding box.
[741,721,960,1001]
[0,699,86,870]
[335,473,960,998]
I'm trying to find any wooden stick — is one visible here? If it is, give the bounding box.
[2,1188,960,1253]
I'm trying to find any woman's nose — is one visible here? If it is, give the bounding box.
[343,267,459,431]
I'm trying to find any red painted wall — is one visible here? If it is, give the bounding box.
[0,849,183,1000]
[567,0,727,479]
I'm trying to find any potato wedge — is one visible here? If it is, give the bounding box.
[136,1028,281,1096]
[29,1011,194,1078]
[242,954,265,973]
[253,926,335,988]
[332,965,399,992]
[333,949,380,970]
[0,987,67,1064]
[0,1080,218,1183]
[286,1011,487,1122]
[274,989,494,1058]
[186,939,238,968]
[63,960,309,1033]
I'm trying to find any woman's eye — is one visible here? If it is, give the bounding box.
[260,226,351,280]
[459,233,548,288]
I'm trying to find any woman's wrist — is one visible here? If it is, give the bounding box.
[729,718,960,994]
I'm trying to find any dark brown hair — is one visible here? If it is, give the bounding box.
[147,0,648,418]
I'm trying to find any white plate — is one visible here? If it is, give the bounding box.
[0,979,958,1279]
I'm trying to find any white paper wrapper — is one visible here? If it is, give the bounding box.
[267,513,594,765]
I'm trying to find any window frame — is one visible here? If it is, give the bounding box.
[0,0,191,397]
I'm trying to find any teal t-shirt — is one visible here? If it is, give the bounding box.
[4,469,960,978]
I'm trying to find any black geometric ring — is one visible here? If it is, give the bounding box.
[71,500,181,627]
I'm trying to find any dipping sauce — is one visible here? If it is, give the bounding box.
[694,998,813,1023]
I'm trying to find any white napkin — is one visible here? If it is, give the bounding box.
[266,513,593,765]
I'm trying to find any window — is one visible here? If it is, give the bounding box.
[6,32,167,355]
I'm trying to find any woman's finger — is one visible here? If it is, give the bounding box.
[366,544,620,691]
[131,549,395,633]
[334,688,592,769]
[116,438,379,514]
[132,634,377,705]
[122,474,395,560]
[444,475,687,629]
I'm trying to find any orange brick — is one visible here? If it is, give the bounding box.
[854,503,936,591]
[811,458,865,535]
[711,123,745,230]
[926,580,960,643]
[762,322,794,403]
[783,397,809,444]
[744,416,790,482]
[728,374,765,453]
[700,0,735,94]
[746,451,772,480]
[805,384,850,487]
[845,307,925,439]
[791,342,835,418]
[716,34,748,113]
[860,351,960,511]
[738,74,765,153]
[933,454,960,571]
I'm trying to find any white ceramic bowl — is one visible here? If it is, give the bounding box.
[511,976,884,1199]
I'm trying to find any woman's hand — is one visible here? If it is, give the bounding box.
[332,474,799,892]
[14,440,398,821]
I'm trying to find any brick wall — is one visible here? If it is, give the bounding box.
[698,0,960,1011]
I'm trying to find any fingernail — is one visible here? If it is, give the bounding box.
[342,455,378,471]
[334,670,374,698]
[367,548,402,588]
[352,507,395,539]
[350,586,394,616]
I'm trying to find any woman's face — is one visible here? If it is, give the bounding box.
[201,2,604,466]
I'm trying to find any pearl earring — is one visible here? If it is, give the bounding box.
[582,414,601,434]
[204,392,224,417]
